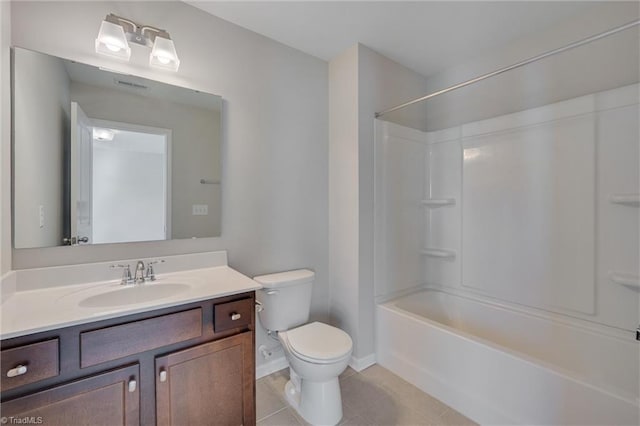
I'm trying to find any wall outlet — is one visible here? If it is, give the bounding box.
[39,205,45,228]
[192,204,208,216]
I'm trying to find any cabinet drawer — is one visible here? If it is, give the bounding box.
[213,299,252,333]
[1,339,59,391]
[80,309,202,368]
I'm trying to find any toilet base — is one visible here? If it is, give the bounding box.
[284,372,343,426]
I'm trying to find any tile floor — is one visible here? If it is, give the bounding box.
[256,364,477,426]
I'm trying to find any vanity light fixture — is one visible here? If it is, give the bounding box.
[95,14,180,71]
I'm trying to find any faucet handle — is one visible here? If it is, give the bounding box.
[111,264,133,285]
[145,259,165,281]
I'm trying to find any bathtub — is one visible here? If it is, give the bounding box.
[376,289,639,425]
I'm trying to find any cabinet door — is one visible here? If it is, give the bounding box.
[156,332,254,426]
[1,364,139,426]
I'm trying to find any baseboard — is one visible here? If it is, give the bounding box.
[256,355,288,379]
[349,353,377,372]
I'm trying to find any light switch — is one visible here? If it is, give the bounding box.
[192,204,208,215]
[39,205,45,228]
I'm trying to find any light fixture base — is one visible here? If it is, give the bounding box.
[126,32,153,48]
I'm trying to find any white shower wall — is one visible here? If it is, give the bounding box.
[374,83,639,333]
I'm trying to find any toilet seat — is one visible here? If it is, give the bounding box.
[280,322,352,364]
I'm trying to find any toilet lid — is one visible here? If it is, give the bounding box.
[286,322,353,361]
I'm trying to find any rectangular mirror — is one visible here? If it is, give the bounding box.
[12,47,222,249]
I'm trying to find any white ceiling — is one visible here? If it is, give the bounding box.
[189,1,598,78]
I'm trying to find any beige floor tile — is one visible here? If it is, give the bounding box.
[340,374,393,416]
[360,365,449,418]
[354,387,442,426]
[439,409,478,426]
[258,363,472,426]
[388,383,448,420]
[358,364,398,382]
[340,366,357,380]
[339,415,368,425]
[262,367,291,394]
[340,400,361,423]
[257,408,303,426]
[387,392,445,425]
[359,398,435,425]
[257,380,287,421]
[289,407,314,426]
[339,374,430,425]
[289,399,359,426]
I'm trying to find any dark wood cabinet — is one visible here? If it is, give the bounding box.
[1,292,256,426]
[1,364,140,426]
[80,308,203,368]
[1,339,59,392]
[156,332,254,426]
[214,299,253,333]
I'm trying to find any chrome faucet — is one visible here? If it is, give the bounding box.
[134,261,146,284]
[111,264,134,285]
[145,260,165,281]
[111,259,165,285]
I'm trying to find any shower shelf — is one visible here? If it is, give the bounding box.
[609,272,640,290]
[421,248,456,259]
[420,198,456,207]
[609,194,639,207]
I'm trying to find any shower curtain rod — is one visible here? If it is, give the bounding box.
[375,19,640,118]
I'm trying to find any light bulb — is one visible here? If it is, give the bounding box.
[105,43,122,52]
[156,55,171,65]
[150,36,180,71]
[93,128,115,141]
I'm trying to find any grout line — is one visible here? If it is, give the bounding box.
[257,405,289,423]
[438,408,451,418]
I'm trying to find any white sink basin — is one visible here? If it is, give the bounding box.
[78,283,190,308]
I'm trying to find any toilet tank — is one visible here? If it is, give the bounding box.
[254,269,314,331]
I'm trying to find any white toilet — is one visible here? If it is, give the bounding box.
[254,269,353,426]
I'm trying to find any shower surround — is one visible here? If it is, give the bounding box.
[373,83,639,425]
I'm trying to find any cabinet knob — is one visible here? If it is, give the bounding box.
[6,365,28,378]
[159,369,167,382]
[128,379,137,393]
[230,313,241,321]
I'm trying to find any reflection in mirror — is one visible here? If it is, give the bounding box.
[12,47,222,249]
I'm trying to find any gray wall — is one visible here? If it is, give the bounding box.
[328,44,359,356]
[7,1,329,370]
[357,45,430,359]
[13,48,69,249]
[328,43,429,361]
[0,1,11,276]
[418,1,639,131]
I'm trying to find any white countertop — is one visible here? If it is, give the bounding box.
[1,265,261,340]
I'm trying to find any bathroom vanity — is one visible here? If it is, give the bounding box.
[5,42,258,424]
[0,254,260,425]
